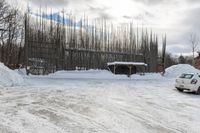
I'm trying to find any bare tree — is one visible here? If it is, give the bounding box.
[23,9,162,74]
[0,0,24,68]
[189,33,199,65]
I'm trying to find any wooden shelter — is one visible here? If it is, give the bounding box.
[107,62,147,76]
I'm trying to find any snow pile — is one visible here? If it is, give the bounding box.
[15,68,27,75]
[0,63,23,87]
[165,64,200,78]
[47,69,163,80]
[107,61,147,66]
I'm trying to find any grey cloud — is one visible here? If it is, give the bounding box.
[133,0,168,5]
[166,31,192,54]
[133,11,154,21]
[186,0,200,3]
[134,14,144,20]
[167,44,191,54]
[180,7,200,52]
[183,7,200,33]
[28,0,68,7]
[89,6,109,12]
[88,5,113,20]
[20,0,200,55]
[133,0,181,6]
[123,15,132,19]
[98,12,114,20]
[144,11,154,18]
[28,0,93,7]
[166,30,200,55]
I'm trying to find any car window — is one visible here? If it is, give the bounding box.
[179,74,194,79]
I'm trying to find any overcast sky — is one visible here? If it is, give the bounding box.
[8,0,200,56]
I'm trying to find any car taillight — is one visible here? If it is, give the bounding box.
[191,79,198,84]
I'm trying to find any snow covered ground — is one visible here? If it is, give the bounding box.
[0,65,200,133]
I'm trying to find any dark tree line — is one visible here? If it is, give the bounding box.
[25,10,162,74]
[0,2,177,73]
[0,0,24,68]
[178,55,193,65]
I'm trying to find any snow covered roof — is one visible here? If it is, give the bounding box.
[107,62,147,66]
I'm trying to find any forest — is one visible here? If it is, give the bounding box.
[0,0,179,74]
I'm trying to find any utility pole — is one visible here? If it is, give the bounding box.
[162,34,167,75]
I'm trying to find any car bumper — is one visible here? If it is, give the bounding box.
[175,84,198,92]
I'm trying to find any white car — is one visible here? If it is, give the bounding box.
[175,73,200,94]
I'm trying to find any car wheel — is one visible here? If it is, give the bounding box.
[176,88,183,92]
[196,87,200,95]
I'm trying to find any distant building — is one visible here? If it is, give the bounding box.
[194,51,200,70]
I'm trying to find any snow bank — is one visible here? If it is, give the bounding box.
[107,61,147,66]
[164,64,200,78]
[15,68,27,76]
[47,69,163,80]
[0,63,23,87]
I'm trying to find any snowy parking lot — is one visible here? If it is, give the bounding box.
[0,65,200,133]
